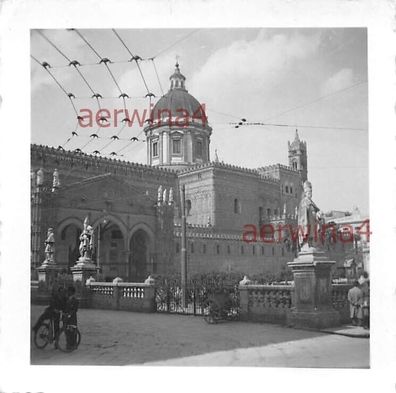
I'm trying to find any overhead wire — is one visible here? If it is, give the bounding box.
[112,29,151,95]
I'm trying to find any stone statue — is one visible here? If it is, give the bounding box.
[44,227,55,263]
[52,168,60,191]
[168,187,174,205]
[79,216,94,260]
[157,185,163,204]
[297,180,323,250]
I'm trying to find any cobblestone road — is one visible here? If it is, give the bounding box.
[30,305,369,367]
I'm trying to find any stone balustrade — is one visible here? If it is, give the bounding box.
[86,281,156,312]
[239,282,352,325]
[239,284,295,323]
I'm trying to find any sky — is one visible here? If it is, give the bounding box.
[31,28,368,214]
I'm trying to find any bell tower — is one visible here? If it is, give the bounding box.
[288,130,307,182]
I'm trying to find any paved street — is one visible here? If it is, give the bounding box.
[31,305,369,367]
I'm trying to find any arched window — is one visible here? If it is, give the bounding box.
[175,242,180,253]
[227,245,231,254]
[172,138,181,154]
[196,140,203,158]
[202,243,206,254]
[186,199,192,215]
[216,244,220,254]
[241,245,244,255]
[190,242,194,253]
[234,198,241,214]
[285,185,289,193]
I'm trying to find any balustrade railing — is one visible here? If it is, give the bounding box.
[86,281,156,312]
[239,284,294,323]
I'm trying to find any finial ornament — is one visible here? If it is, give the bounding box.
[214,149,219,163]
[163,188,168,204]
[157,185,163,204]
[52,168,60,191]
[36,168,44,186]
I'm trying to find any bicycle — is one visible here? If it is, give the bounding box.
[33,311,81,352]
[203,289,239,324]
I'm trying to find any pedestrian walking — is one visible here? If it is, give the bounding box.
[64,286,79,350]
[347,280,363,326]
[360,272,370,329]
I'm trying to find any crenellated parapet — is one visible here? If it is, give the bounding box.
[257,163,300,176]
[31,144,178,180]
[178,161,280,186]
[174,223,243,241]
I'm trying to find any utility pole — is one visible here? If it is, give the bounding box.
[180,184,188,308]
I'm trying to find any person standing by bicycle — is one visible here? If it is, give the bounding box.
[33,286,67,343]
[64,286,79,350]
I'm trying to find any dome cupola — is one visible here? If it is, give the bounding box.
[144,63,212,171]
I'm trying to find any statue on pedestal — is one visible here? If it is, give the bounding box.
[298,181,324,251]
[44,227,55,263]
[79,217,94,260]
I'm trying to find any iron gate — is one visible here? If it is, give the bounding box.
[154,278,240,316]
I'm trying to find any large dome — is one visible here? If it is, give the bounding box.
[149,63,208,124]
[151,88,206,121]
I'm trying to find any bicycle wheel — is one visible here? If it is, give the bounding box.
[34,323,50,349]
[57,326,81,352]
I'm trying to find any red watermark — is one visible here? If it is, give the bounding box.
[77,104,208,128]
[242,219,371,244]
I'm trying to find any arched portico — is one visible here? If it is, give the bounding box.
[56,217,84,270]
[128,223,155,282]
[91,215,128,280]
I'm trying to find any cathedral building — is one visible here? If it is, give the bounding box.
[31,63,308,281]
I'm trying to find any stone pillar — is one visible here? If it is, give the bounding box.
[37,264,61,287]
[71,258,98,283]
[287,248,340,329]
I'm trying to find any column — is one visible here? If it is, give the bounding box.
[163,130,169,164]
[159,131,164,165]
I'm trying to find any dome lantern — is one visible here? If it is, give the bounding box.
[169,62,187,91]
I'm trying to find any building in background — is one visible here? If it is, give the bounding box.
[31,64,363,282]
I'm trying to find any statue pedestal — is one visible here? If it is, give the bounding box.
[70,257,98,283]
[37,261,61,286]
[287,248,340,329]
